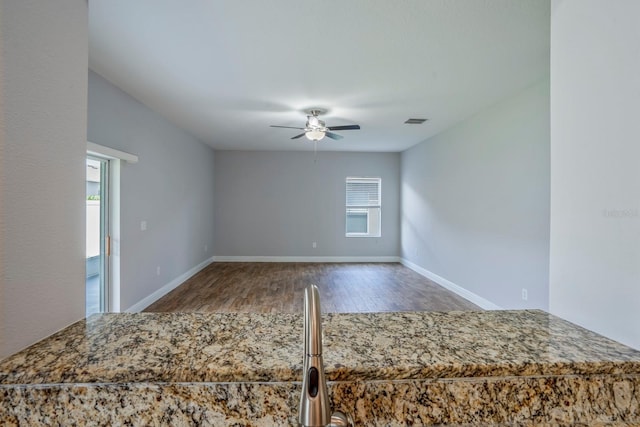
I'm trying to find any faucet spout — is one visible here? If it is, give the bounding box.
[299,285,353,427]
[304,283,324,358]
[299,284,331,427]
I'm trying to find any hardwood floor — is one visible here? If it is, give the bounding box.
[144,263,481,313]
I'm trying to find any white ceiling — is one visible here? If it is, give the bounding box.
[89,0,550,152]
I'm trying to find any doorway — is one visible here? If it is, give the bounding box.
[86,156,110,315]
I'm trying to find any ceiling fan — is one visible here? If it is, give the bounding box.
[270,109,360,141]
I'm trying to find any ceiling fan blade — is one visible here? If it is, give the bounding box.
[271,125,305,130]
[291,133,306,139]
[327,124,360,131]
[325,131,344,140]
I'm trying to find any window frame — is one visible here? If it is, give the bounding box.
[345,176,382,238]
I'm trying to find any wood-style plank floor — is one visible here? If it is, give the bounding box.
[144,263,481,313]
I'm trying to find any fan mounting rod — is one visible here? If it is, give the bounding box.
[306,108,326,116]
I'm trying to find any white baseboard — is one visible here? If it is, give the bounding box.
[125,256,215,313]
[400,258,502,310]
[212,256,401,263]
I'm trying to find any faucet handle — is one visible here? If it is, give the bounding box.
[330,411,353,427]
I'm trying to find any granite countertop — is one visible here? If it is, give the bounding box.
[1,310,640,386]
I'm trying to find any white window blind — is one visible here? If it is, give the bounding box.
[346,179,380,207]
[345,177,381,237]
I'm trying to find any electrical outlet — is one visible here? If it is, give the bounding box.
[156,266,160,276]
[312,242,317,248]
[141,220,147,231]
[522,288,528,301]
[204,244,208,252]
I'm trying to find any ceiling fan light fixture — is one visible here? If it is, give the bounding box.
[271,109,358,142]
[305,129,325,141]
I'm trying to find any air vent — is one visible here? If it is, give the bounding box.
[404,118,428,124]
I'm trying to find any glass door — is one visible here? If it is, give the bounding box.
[86,156,110,315]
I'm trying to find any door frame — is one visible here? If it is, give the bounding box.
[87,141,138,313]
[87,154,110,313]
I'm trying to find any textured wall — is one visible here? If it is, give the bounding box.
[214,151,400,258]
[401,79,550,310]
[550,0,640,350]
[87,71,216,311]
[0,0,88,359]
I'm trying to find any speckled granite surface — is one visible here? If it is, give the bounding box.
[2,310,639,385]
[1,376,639,425]
[1,310,640,425]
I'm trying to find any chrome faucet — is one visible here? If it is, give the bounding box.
[299,285,352,427]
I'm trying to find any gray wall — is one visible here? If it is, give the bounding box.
[550,0,640,350]
[214,151,400,258]
[0,0,87,359]
[401,79,550,309]
[88,71,216,311]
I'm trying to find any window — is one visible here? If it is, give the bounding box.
[346,177,381,237]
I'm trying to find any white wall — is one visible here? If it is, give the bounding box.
[401,79,550,309]
[88,71,216,311]
[0,0,88,359]
[214,151,400,259]
[550,0,640,350]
